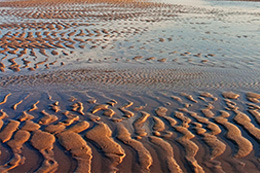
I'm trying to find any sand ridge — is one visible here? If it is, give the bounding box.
[0,0,259,73]
[85,122,126,172]
[0,90,260,172]
[1,130,30,172]
[214,111,253,158]
[173,111,205,173]
[179,108,225,162]
[0,0,176,73]
[57,131,92,173]
[31,130,58,173]
[149,136,183,173]
[117,123,153,172]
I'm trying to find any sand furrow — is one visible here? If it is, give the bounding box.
[200,92,218,102]
[0,120,20,143]
[0,130,31,172]
[12,100,24,110]
[21,120,41,132]
[247,103,260,110]
[248,109,260,124]
[152,117,165,136]
[174,125,205,173]
[119,101,134,118]
[76,102,85,115]
[222,92,240,100]
[181,92,198,103]
[246,92,260,103]
[62,111,80,126]
[28,101,40,112]
[103,108,115,118]
[0,90,259,172]
[214,111,253,158]
[149,136,183,173]
[202,133,226,161]
[44,124,66,134]
[39,110,58,125]
[85,112,101,122]
[107,99,117,107]
[174,111,191,128]
[57,131,92,173]
[192,122,225,172]
[91,104,109,114]
[0,93,11,105]
[18,111,34,122]
[85,122,125,172]
[180,108,225,161]
[0,109,9,130]
[71,102,79,111]
[49,101,61,113]
[119,107,135,118]
[201,108,215,118]
[172,111,204,173]
[117,124,152,172]
[163,116,178,127]
[31,130,58,173]
[224,99,238,111]
[44,112,82,134]
[0,119,3,131]
[180,108,221,135]
[64,121,90,133]
[155,106,168,117]
[233,110,260,141]
[133,111,150,137]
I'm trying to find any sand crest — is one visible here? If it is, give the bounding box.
[0,120,20,143]
[215,111,253,158]
[31,130,58,173]
[85,122,126,172]
[57,131,92,173]
[117,124,153,172]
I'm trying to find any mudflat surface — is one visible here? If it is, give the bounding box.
[0,0,260,172]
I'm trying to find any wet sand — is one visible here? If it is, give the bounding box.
[0,0,260,172]
[1,89,260,172]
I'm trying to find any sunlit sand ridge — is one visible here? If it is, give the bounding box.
[1,0,260,172]
[0,90,260,172]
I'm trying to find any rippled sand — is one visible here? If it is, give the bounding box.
[1,0,260,172]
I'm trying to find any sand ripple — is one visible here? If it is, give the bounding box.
[0,90,260,172]
[1,65,260,91]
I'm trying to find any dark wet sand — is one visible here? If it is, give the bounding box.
[1,89,260,173]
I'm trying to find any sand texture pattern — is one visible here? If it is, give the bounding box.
[0,90,259,172]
